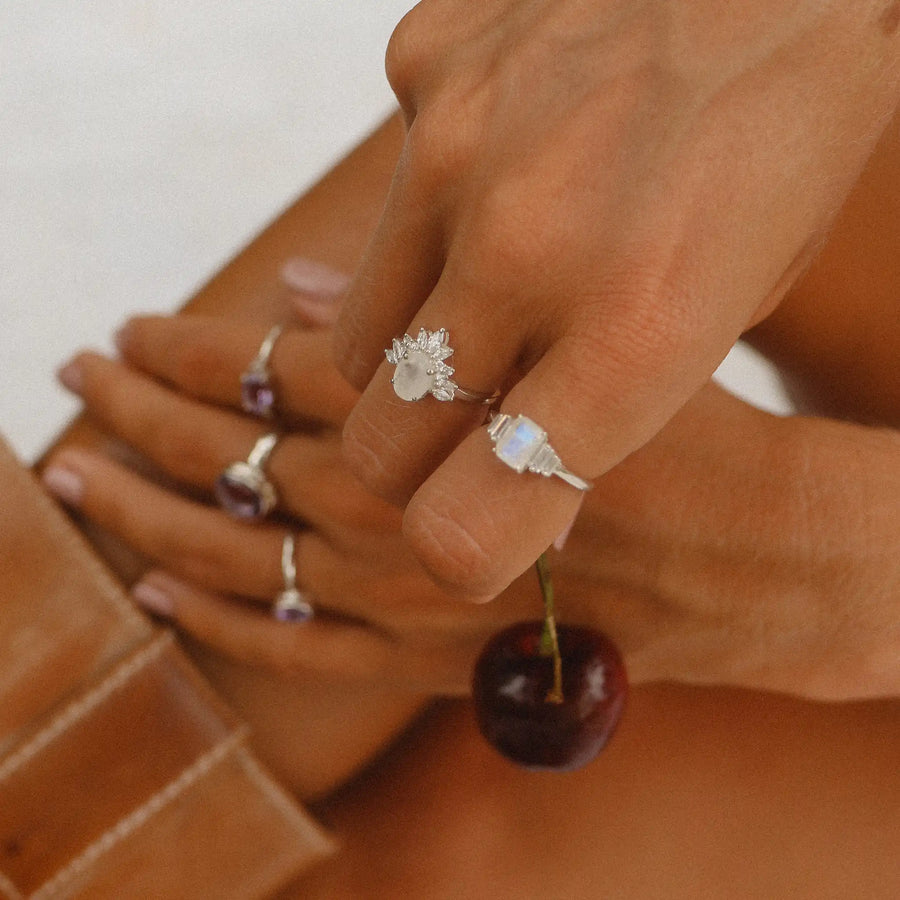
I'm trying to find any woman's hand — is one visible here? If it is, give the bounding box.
[334,0,900,600]
[42,301,900,700]
[568,383,900,700]
[43,314,537,694]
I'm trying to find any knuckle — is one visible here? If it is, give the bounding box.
[384,6,431,102]
[402,87,483,192]
[403,493,504,599]
[341,410,411,506]
[582,257,702,371]
[463,183,561,288]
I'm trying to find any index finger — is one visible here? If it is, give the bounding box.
[116,314,359,428]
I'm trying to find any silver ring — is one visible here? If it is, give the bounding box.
[214,432,280,520]
[240,324,283,418]
[273,533,314,623]
[386,328,499,404]
[487,414,593,491]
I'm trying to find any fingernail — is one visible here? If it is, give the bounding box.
[553,505,582,552]
[57,359,83,394]
[281,258,349,325]
[132,575,177,618]
[42,465,84,506]
[281,257,350,296]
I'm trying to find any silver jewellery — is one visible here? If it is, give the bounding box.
[273,533,314,623]
[214,432,280,520]
[386,328,499,404]
[241,324,283,418]
[487,414,593,491]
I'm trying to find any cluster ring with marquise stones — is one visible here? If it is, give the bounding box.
[385,328,499,404]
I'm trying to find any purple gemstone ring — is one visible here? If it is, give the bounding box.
[273,533,314,623]
[214,432,280,520]
[240,324,283,418]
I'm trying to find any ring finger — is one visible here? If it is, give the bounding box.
[60,351,401,537]
[114,314,358,428]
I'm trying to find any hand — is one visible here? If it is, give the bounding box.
[43,312,537,694]
[43,305,900,699]
[567,382,900,700]
[334,0,900,599]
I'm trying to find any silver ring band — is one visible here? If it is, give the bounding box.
[386,328,499,404]
[214,432,281,520]
[487,414,593,491]
[241,324,283,418]
[273,533,314,623]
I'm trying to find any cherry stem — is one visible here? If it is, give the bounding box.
[535,552,564,704]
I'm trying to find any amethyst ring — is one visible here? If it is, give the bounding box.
[241,324,283,418]
[487,414,593,491]
[214,432,280,520]
[386,328,499,404]
[273,533,315,623]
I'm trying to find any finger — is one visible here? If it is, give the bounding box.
[340,242,537,504]
[61,349,266,486]
[41,448,284,598]
[333,117,451,390]
[59,351,398,534]
[131,570,396,683]
[114,315,357,427]
[290,528,501,634]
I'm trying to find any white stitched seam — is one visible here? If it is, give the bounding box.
[0,868,24,900]
[237,751,337,856]
[0,633,173,785]
[29,727,248,900]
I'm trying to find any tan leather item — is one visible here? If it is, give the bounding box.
[0,437,334,899]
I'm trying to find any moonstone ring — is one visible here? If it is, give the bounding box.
[487,414,593,491]
[240,324,283,418]
[273,533,314,623]
[214,432,280,520]
[385,328,499,404]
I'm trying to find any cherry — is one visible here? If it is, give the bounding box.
[472,621,627,771]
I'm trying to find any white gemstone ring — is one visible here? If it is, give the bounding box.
[386,328,499,404]
[487,414,593,491]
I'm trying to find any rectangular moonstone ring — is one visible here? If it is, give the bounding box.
[487,414,593,491]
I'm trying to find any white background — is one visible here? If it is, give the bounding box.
[1,1,789,463]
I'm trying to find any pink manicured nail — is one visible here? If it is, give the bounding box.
[42,465,85,506]
[56,360,83,393]
[132,576,178,618]
[281,257,350,295]
[553,505,582,552]
[281,257,349,326]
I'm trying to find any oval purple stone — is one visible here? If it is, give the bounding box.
[241,371,275,417]
[214,471,265,519]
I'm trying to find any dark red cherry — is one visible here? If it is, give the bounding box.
[472,621,627,772]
